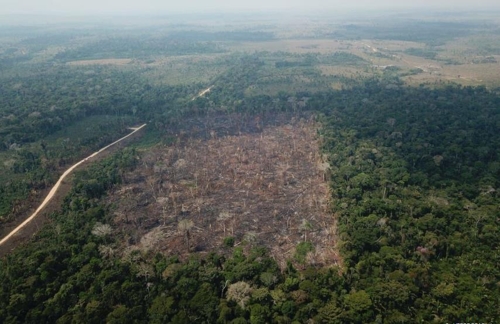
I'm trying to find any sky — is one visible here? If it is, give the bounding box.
[1,0,499,15]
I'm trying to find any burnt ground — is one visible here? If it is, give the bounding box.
[107,114,342,269]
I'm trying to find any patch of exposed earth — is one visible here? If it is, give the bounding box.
[106,115,341,269]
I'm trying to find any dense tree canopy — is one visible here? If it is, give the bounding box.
[1,78,499,323]
[1,21,499,322]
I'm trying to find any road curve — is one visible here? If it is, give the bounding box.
[0,124,147,246]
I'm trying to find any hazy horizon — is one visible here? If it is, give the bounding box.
[2,0,500,16]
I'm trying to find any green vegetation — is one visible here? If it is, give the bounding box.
[1,12,500,324]
[294,242,314,264]
[276,52,365,68]
[312,81,500,322]
[332,21,480,45]
[2,78,499,323]
[404,47,439,59]
[53,37,224,61]
[224,237,236,248]
[0,57,198,223]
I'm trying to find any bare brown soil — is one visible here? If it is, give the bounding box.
[108,115,341,269]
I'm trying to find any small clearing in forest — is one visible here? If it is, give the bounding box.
[66,58,133,66]
[108,115,341,269]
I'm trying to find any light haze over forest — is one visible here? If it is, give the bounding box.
[2,0,500,15]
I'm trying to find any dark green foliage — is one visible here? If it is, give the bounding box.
[311,80,500,322]
[0,158,345,322]
[1,33,500,323]
[275,52,365,68]
[0,55,199,221]
[224,236,235,248]
[404,47,439,59]
[321,52,366,66]
[332,20,479,45]
[294,242,314,264]
[53,36,224,62]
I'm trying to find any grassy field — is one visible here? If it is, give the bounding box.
[140,54,229,85]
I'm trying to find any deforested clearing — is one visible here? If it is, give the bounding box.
[108,115,341,269]
[66,58,133,65]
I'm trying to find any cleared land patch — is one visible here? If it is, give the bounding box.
[140,55,228,85]
[107,115,340,269]
[66,58,133,66]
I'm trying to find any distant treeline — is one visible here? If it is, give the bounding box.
[330,21,480,45]
[275,52,366,68]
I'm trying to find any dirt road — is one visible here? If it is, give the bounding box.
[0,124,147,246]
[192,86,212,100]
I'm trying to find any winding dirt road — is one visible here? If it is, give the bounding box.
[0,124,147,246]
